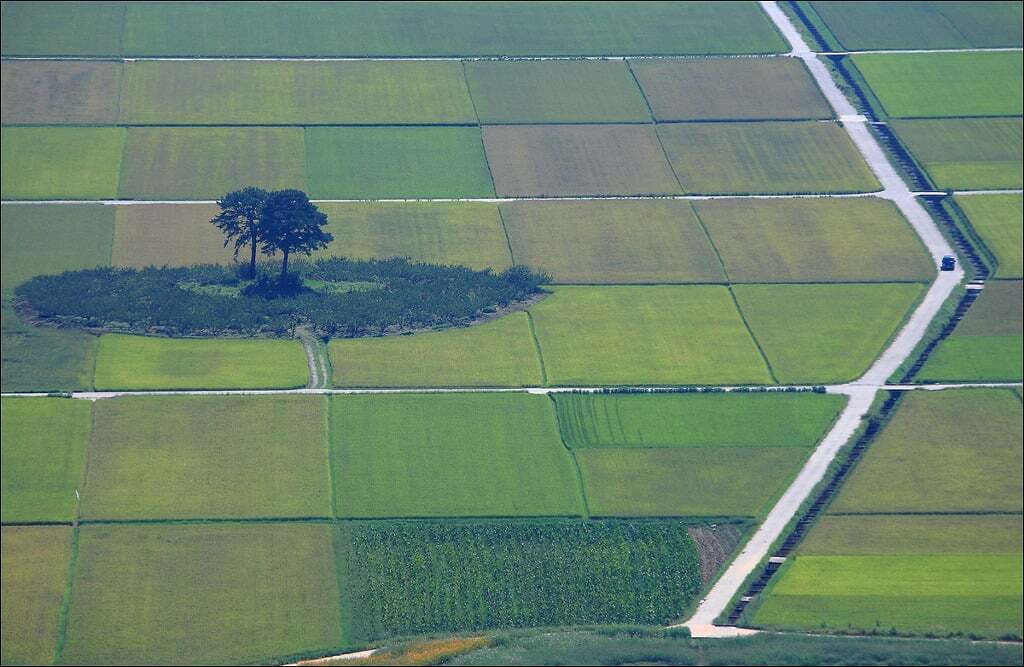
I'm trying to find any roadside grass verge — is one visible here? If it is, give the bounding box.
[328,312,543,388]
[2,397,91,523]
[330,393,582,517]
[80,395,330,520]
[93,334,308,390]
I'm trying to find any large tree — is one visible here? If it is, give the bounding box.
[210,186,269,278]
[260,189,333,279]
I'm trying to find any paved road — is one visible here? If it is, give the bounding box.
[682,1,966,637]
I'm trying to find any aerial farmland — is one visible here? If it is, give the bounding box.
[0,2,1021,666]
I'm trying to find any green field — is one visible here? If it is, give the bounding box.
[2,398,91,523]
[330,393,582,517]
[529,286,771,386]
[807,1,1024,50]
[1,60,122,124]
[830,389,1023,513]
[577,446,811,517]
[695,198,933,282]
[464,60,650,123]
[499,200,724,284]
[1,204,114,291]
[306,127,494,199]
[753,554,1023,639]
[114,2,787,57]
[336,520,701,641]
[799,515,1024,556]
[0,1,125,55]
[318,202,512,271]
[120,60,477,124]
[81,396,330,520]
[630,57,832,121]
[1,127,125,199]
[62,522,343,665]
[918,281,1023,382]
[890,118,1023,190]
[956,194,1023,279]
[553,392,845,449]
[329,312,543,387]
[1,303,99,393]
[1,527,73,666]
[93,334,308,390]
[657,122,880,194]
[852,52,1023,118]
[733,283,924,383]
[118,127,307,200]
[482,124,681,197]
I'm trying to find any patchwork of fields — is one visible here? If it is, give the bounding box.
[3,0,1024,663]
[750,389,1024,639]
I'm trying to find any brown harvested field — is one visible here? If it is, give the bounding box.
[0,60,122,124]
[481,124,681,197]
[630,57,832,121]
[688,524,745,585]
[111,203,235,268]
[499,199,725,283]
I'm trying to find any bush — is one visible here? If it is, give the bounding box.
[15,257,549,339]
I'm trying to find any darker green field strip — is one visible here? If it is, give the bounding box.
[888,117,1023,191]
[552,392,845,449]
[796,515,1024,556]
[1,301,99,393]
[808,1,1023,51]
[576,445,814,518]
[3,2,788,57]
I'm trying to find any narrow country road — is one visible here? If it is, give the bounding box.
[680,0,965,638]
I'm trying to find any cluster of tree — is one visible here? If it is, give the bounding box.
[15,258,548,339]
[212,187,332,279]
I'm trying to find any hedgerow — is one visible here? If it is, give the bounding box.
[14,257,547,338]
[335,519,702,641]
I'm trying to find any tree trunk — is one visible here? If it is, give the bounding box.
[249,229,258,278]
[281,249,290,280]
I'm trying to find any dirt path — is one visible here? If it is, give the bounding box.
[681,0,968,638]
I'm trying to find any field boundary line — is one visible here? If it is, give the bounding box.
[725,286,781,385]
[495,206,517,266]
[525,311,549,387]
[1,48,1018,63]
